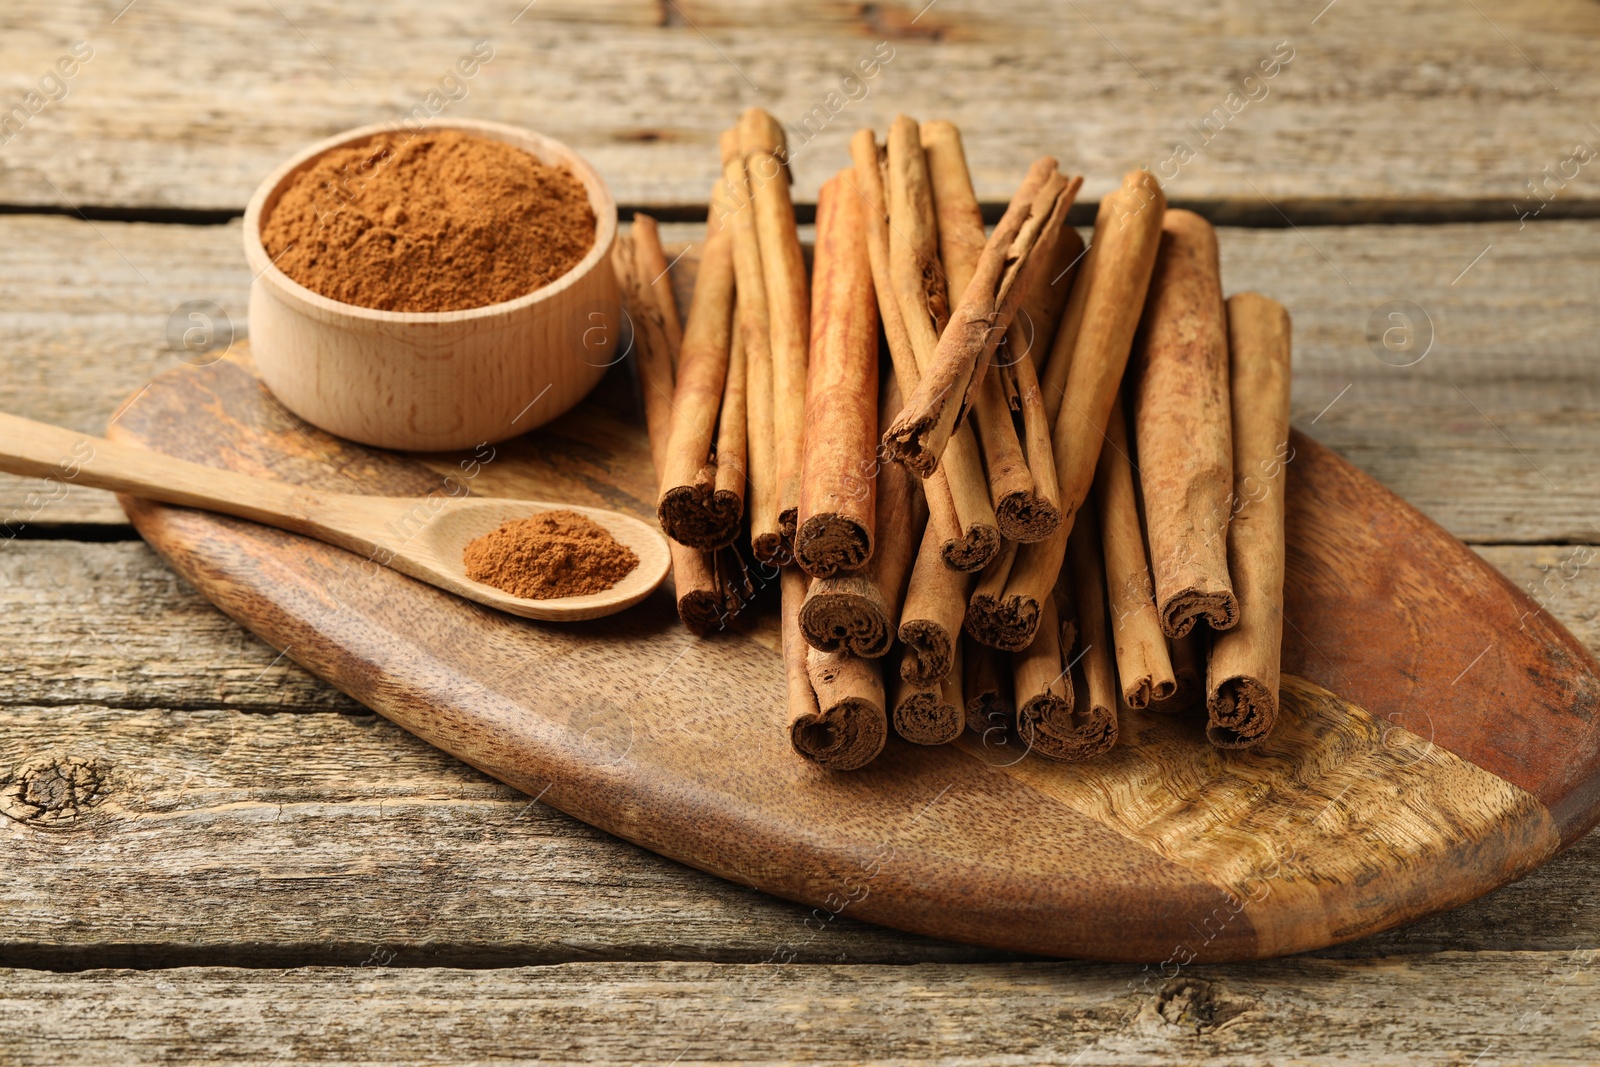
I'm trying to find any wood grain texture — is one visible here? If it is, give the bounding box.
[3,695,1600,968]
[3,217,1597,541]
[994,676,1556,958]
[0,702,1010,968]
[1283,432,1600,843]
[3,1,1598,217]
[5,539,1594,726]
[87,350,1600,961]
[3,954,1599,1065]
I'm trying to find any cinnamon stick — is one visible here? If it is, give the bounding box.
[1013,512,1118,762]
[1132,209,1238,638]
[1011,593,1079,762]
[996,223,1084,531]
[846,128,997,574]
[1012,223,1085,376]
[657,192,740,549]
[1066,497,1120,749]
[785,567,887,771]
[739,108,809,552]
[802,377,926,658]
[963,641,1012,739]
[1096,389,1175,709]
[992,170,1167,650]
[897,520,976,682]
[886,115,949,364]
[921,119,1060,544]
[629,214,685,370]
[884,157,1081,474]
[1000,345,1062,542]
[919,121,987,303]
[616,224,724,635]
[715,543,758,630]
[878,119,1001,570]
[892,636,964,746]
[1206,293,1293,748]
[939,431,1002,569]
[1150,629,1206,713]
[723,129,784,565]
[794,170,879,578]
[965,540,1035,651]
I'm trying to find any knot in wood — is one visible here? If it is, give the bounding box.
[1,756,109,827]
[1145,977,1257,1034]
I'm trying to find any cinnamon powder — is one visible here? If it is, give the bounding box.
[261,129,596,313]
[463,510,638,599]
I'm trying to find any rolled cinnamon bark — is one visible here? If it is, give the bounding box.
[1013,223,1085,376]
[785,567,887,771]
[885,157,1080,474]
[795,171,879,578]
[1096,390,1175,710]
[1009,594,1080,761]
[963,640,1012,739]
[1133,209,1238,638]
[802,377,926,658]
[886,116,950,363]
[1014,509,1119,762]
[1150,630,1206,713]
[1066,497,1120,747]
[965,540,1036,651]
[710,234,750,541]
[920,119,1058,544]
[629,215,685,370]
[898,520,976,682]
[657,193,740,549]
[919,120,987,303]
[617,225,725,635]
[996,223,1083,534]
[723,130,784,565]
[1207,293,1293,748]
[879,118,1000,569]
[1002,346,1062,542]
[715,543,758,631]
[893,637,964,745]
[997,170,1167,649]
[940,428,1002,568]
[740,108,809,552]
[846,128,996,575]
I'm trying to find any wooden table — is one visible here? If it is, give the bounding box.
[3,2,1598,1062]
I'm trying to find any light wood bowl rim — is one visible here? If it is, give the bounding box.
[241,118,618,324]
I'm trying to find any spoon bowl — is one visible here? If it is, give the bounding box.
[391,496,671,620]
[0,411,671,622]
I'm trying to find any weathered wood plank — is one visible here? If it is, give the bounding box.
[2,955,1597,1065]
[2,0,1598,217]
[0,541,355,711]
[0,703,1014,967]
[2,544,1600,965]
[1,216,1596,540]
[0,216,250,527]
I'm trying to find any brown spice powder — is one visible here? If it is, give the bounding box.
[463,510,638,600]
[261,129,597,313]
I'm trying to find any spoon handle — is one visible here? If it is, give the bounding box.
[0,410,321,532]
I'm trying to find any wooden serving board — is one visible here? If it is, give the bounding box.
[106,346,1600,963]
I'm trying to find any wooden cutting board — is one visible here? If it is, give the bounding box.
[105,345,1600,963]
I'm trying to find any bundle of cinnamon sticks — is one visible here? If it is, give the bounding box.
[619,110,1294,771]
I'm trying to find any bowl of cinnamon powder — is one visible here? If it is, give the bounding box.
[243,119,618,451]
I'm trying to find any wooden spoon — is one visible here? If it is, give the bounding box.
[0,412,671,621]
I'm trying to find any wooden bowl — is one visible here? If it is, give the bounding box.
[242,119,619,452]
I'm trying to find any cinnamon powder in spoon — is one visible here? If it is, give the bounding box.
[261,129,596,312]
[463,510,638,600]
